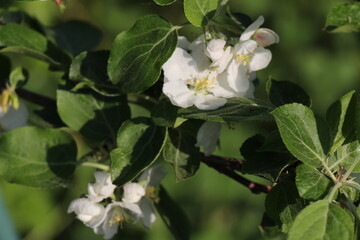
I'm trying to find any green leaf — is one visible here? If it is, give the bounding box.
[9,66,28,89]
[266,79,311,107]
[326,90,356,154]
[325,3,360,33]
[108,14,178,93]
[0,23,47,52]
[259,213,288,240]
[240,134,292,182]
[184,0,218,27]
[69,51,120,96]
[265,181,306,233]
[288,200,354,240]
[51,20,102,56]
[110,117,165,186]
[151,99,179,127]
[153,0,176,6]
[272,103,325,168]
[154,185,191,240]
[295,164,332,200]
[336,141,360,173]
[0,126,77,188]
[162,128,200,181]
[57,82,130,142]
[178,98,273,123]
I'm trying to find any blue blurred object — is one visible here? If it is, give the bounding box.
[0,189,19,240]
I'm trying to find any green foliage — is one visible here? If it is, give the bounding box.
[110,117,165,186]
[178,98,273,123]
[265,181,306,233]
[154,186,191,240]
[57,82,130,142]
[288,200,354,240]
[0,126,77,188]
[325,3,360,33]
[336,141,360,173]
[9,66,28,88]
[51,20,101,56]
[266,79,311,107]
[108,14,178,93]
[151,99,179,127]
[272,103,326,168]
[153,0,176,6]
[184,0,218,27]
[162,128,200,181]
[295,164,332,200]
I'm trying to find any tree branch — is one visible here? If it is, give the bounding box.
[16,88,56,108]
[201,154,272,194]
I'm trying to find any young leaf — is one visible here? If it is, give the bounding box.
[162,128,200,181]
[151,99,179,127]
[178,98,273,123]
[9,67,28,88]
[295,164,332,200]
[57,82,130,142]
[110,117,165,186]
[265,181,306,233]
[240,134,292,182]
[325,3,360,33]
[288,200,354,240]
[154,186,191,240]
[153,0,176,6]
[326,90,355,154]
[184,0,218,27]
[51,20,101,56]
[272,103,325,168]
[69,51,120,96]
[108,14,178,93]
[266,79,311,107]
[0,126,77,188]
[336,141,360,173]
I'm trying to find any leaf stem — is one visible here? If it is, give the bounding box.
[79,161,110,171]
[344,181,360,191]
[321,157,337,182]
[328,181,342,203]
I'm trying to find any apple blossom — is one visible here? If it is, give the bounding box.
[87,171,117,202]
[196,121,222,156]
[67,198,105,229]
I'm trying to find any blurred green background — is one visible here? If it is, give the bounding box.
[1,0,360,239]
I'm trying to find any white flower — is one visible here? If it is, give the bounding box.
[122,165,166,228]
[122,183,145,203]
[162,47,227,110]
[67,198,105,228]
[0,102,28,132]
[87,171,117,203]
[240,16,280,47]
[205,39,233,74]
[94,201,142,239]
[196,121,222,156]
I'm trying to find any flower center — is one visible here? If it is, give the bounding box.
[108,208,128,227]
[187,75,216,94]
[234,54,252,66]
[145,186,160,203]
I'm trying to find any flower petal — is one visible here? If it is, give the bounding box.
[196,121,222,156]
[139,198,156,228]
[122,183,146,203]
[0,102,28,131]
[193,94,227,110]
[189,35,210,72]
[163,80,195,108]
[138,164,167,187]
[240,16,264,41]
[249,47,272,71]
[177,36,190,50]
[226,60,250,93]
[253,28,280,47]
[204,39,226,61]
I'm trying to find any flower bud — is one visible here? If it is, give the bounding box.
[253,28,280,47]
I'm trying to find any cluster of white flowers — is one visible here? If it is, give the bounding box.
[68,165,166,239]
[162,16,279,110]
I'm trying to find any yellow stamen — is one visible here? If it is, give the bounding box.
[235,54,252,66]
[187,75,216,94]
[145,186,160,203]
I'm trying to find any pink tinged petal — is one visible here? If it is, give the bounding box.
[253,28,280,47]
[196,121,222,156]
[248,48,272,72]
[193,94,227,110]
[122,183,146,203]
[162,48,197,83]
[0,102,29,131]
[204,39,226,61]
[138,165,167,187]
[163,80,195,108]
[139,198,156,228]
[177,36,190,50]
[240,16,265,41]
